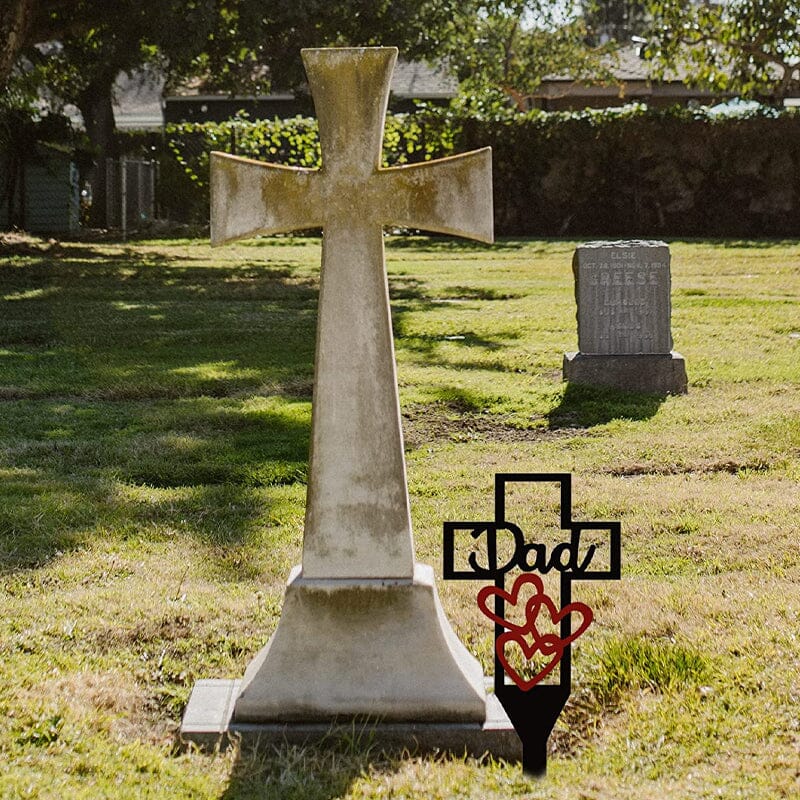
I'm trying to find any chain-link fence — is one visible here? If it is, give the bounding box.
[105,157,158,233]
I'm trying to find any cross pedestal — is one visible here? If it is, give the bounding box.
[184,47,496,730]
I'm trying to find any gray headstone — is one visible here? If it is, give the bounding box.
[574,240,672,355]
[563,240,687,394]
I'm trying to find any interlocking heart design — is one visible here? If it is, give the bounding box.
[477,573,593,690]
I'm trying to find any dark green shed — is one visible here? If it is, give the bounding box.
[1,147,80,234]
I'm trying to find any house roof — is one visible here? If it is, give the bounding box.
[537,44,729,104]
[110,46,799,126]
[109,58,458,129]
[612,46,657,81]
[166,58,457,102]
[113,69,164,130]
[543,45,687,85]
[389,59,458,99]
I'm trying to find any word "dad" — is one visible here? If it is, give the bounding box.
[443,522,597,580]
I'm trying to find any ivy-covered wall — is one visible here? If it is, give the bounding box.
[461,107,800,238]
[158,107,800,237]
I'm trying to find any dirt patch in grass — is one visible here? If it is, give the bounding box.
[402,402,588,448]
[88,611,199,653]
[41,670,140,718]
[0,386,34,400]
[606,459,774,477]
[12,668,175,746]
[87,609,265,665]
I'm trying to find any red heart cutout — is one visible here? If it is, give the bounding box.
[478,576,595,690]
[476,573,546,633]
[524,595,594,650]
[497,631,564,691]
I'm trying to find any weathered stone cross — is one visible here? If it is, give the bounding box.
[212,47,492,581]
[208,47,492,724]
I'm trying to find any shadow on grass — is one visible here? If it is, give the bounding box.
[219,738,396,800]
[0,396,312,576]
[390,276,523,306]
[0,251,318,395]
[708,238,800,250]
[0,238,518,575]
[386,234,526,251]
[547,382,666,429]
[389,277,519,362]
[0,249,321,574]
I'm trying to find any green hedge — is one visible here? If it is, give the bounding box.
[160,106,800,237]
[460,105,800,238]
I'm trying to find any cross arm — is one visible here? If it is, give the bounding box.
[210,152,323,245]
[378,147,493,244]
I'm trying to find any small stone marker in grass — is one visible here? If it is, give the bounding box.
[563,240,688,394]
[181,46,519,760]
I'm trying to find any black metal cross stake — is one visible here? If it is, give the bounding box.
[443,473,621,776]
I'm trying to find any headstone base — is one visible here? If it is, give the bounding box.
[563,351,688,394]
[180,678,521,761]
[216,563,487,723]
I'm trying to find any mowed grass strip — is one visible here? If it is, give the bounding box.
[0,236,798,799]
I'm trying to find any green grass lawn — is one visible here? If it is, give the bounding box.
[0,234,798,799]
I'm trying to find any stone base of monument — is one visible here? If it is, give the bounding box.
[181,563,521,759]
[563,351,688,395]
[231,563,486,722]
[180,678,521,762]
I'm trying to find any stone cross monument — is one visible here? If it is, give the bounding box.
[204,48,493,724]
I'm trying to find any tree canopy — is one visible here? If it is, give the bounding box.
[645,0,800,106]
[6,0,800,228]
[436,0,619,113]
[184,0,468,94]
[3,0,468,224]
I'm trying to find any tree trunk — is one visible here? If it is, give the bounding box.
[3,145,23,229]
[77,76,119,228]
[0,0,35,87]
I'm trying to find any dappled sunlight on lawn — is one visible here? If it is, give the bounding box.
[0,236,798,798]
